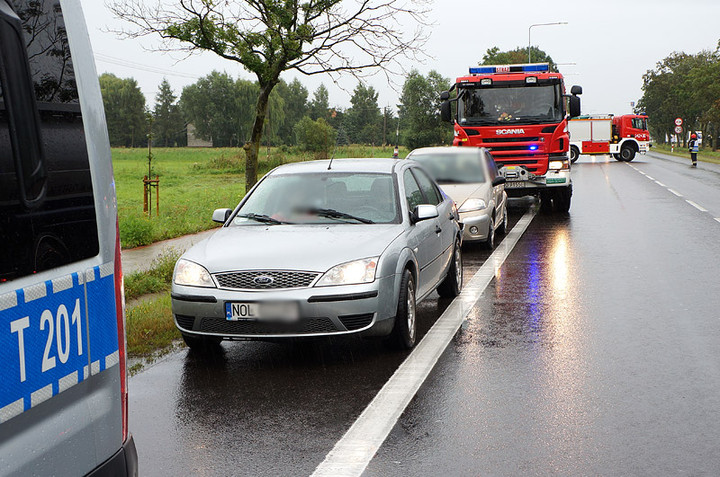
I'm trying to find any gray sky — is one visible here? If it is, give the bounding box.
[81,0,720,117]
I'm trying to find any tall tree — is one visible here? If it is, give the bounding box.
[482,46,557,71]
[110,0,429,192]
[398,70,452,149]
[274,78,309,145]
[153,78,184,147]
[309,84,330,121]
[98,73,147,147]
[345,83,382,144]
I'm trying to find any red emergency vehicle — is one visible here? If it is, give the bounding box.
[440,63,582,212]
[568,114,650,162]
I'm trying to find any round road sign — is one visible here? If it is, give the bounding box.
[674,126,683,134]
[675,118,683,126]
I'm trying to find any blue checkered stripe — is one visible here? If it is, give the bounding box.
[0,263,120,423]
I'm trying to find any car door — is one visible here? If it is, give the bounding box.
[484,150,505,220]
[410,167,453,293]
[402,168,440,299]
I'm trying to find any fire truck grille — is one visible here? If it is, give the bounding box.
[483,136,540,143]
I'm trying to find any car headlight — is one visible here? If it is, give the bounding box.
[458,198,487,213]
[173,259,215,287]
[316,257,379,287]
[549,160,570,170]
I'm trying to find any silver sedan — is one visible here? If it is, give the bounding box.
[407,147,508,248]
[171,158,463,351]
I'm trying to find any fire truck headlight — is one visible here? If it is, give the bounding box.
[549,160,570,170]
[525,76,537,84]
[481,78,492,86]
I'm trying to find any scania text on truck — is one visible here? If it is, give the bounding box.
[0,0,138,474]
[440,63,582,212]
[568,114,650,162]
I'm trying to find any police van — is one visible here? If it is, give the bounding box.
[0,0,137,474]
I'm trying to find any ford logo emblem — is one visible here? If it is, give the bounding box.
[254,276,274,285]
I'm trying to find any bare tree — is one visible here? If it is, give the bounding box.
[108,0,429,190]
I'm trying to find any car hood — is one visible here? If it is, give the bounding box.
[439,183,489,206]
[182,224,405,273]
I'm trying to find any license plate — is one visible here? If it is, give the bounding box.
[504,181,526,188]
[225,302,299,322]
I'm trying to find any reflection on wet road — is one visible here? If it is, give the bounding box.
[131,155,720,476]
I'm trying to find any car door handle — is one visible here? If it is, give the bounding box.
[435,225,442,234]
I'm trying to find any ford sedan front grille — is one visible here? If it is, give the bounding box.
[214,270,320,290]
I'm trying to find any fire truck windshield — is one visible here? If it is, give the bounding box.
[631,117,648,130]
[457,84,563,126]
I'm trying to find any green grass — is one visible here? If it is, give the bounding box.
[123,249,180,301]
[114,145,408,248]
[651,143,720,165]
[126,294,179,356]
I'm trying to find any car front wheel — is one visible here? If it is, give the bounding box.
[438,238,463,298]
[181,332,222,352]
[389,269,417,349]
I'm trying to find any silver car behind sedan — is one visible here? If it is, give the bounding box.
[407,147,508,248]
[171,158,463,351]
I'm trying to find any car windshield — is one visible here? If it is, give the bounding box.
[411,153,486,184]
[458,84,563,125]
[232,172,400,225]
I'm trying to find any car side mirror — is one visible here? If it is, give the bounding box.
[212,208,233,224]
[412,204,439,223]
[569,95,581,119]
[492,176,506,187]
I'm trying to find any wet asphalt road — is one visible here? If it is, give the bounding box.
[130,154,720,476]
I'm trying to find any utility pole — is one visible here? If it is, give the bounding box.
[528,22,568,63]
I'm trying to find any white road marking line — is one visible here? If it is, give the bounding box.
[646,175,655,180]
[686,200,708,212]
[311,209,537,477]
[655,181,666,187]
[715,218,720,224]
[668,188,683,197]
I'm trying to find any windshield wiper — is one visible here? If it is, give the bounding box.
[237,213,287,225]
[303,207,375,224]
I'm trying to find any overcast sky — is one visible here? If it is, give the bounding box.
[80,0,720,116]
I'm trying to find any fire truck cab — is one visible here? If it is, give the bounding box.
[568,114,650,162]
[440,63,582,213]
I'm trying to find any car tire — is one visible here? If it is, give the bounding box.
[484,216,495,249]
[437,239,463,298]
[570,146,580,163]
[181,332,222,352]
[497,206,508,235]
[389,269,417,350]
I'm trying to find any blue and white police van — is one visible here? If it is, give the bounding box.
[0,0,138,474]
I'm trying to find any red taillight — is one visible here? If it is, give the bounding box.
[114,218,128,442]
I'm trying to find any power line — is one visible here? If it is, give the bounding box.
[94,52,201,80]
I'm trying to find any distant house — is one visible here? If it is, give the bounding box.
[187,123,212,148]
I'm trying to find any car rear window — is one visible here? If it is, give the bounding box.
[0,0,98,281]
[412,152,486,184]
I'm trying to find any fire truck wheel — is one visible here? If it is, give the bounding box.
[570,146,580,163]
[613,153,623,161]
[554,187,572,213]
[620,145,636,162]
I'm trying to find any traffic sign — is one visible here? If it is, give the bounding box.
[674,126,683,134]
[675,118,683,126]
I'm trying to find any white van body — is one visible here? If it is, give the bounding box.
[0,0,137,475]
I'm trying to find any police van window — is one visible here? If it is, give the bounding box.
[0,0,98,282]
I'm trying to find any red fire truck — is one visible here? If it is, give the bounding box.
[568,114,650,162]
[440,63,582,212]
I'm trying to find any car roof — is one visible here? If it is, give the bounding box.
[409,147,483,156]
[270,158,404,175]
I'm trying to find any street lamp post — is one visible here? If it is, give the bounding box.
[528,22,568,63]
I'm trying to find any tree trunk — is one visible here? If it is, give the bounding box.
[244,83,273,192]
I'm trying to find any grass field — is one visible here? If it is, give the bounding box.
[651,143,720,165]
[114,144,407,248]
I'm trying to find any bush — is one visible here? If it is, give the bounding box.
[124,248,181,301]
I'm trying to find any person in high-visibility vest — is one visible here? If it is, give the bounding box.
[688,133,699,167]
